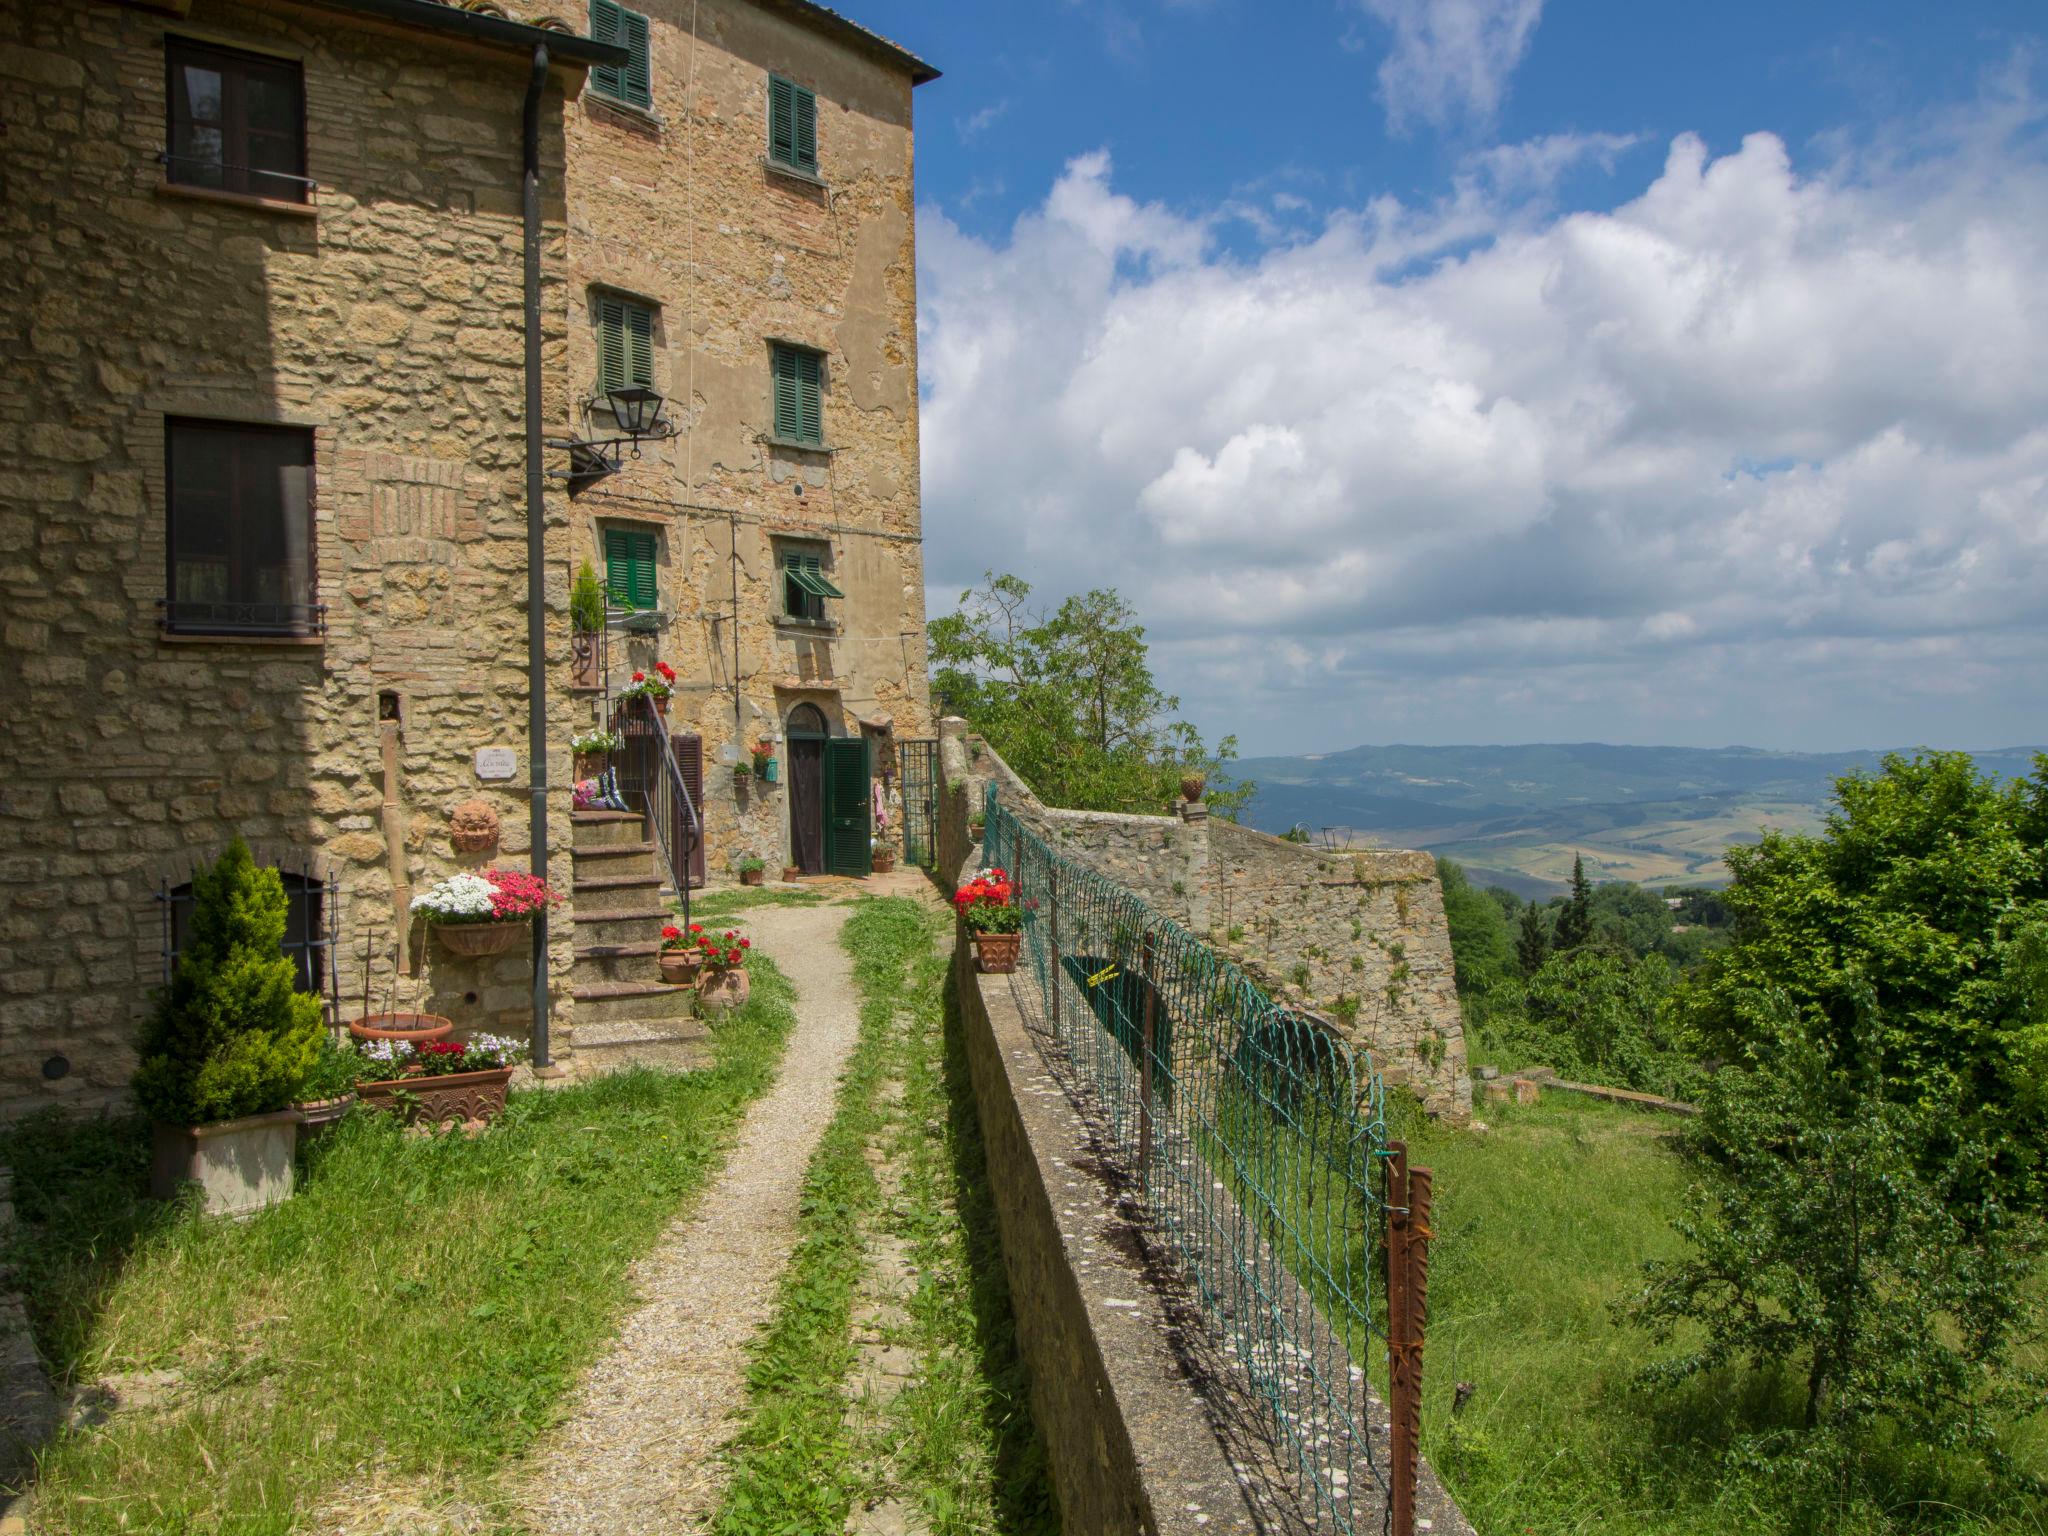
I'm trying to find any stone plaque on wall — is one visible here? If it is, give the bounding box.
[474,747,517,782]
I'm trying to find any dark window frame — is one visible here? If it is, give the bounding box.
[604,525,660,612]
[778,542,840,623]
[163,417,321,637]
[161,864,339,1018]
[164,35,309,203]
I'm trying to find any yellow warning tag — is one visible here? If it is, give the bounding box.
[1086,962,1120,988]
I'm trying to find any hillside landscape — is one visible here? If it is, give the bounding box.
[1235,742,2046,896]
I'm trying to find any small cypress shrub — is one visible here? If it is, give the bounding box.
[133,838,323,1126]
[570,559,606,634]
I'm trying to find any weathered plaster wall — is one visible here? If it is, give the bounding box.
[0,0,584,1114]
[521,0,931,874]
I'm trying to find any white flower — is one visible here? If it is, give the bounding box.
[411,872,498,919]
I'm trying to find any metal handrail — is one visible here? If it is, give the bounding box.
[619,692,700,929]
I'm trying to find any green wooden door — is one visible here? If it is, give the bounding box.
[823,736,871,877]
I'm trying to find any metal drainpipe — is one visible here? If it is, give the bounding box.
[523,43,553,1068]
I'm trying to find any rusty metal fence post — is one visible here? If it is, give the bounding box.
[1385,1142,1434,1536]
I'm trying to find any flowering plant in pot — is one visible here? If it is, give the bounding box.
[291,1030,362,1143]
[697,929,753,1012]
[734,853,766,887]
[412,868,561,956]
[660,922,708,984]
[955,867,1023,973]
[616,661,676,715]
[869,836,895,875]
[135,838,324,1215]
[354,1032,529,1128]
[570,728,619,780]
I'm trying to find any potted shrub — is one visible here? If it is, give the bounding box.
[870,837,895,875]
[659,922,707,985]
[135,838,324,1216]
[571,728,619,782]
[412,868,560,956]
[968,813,986,846]
[616,661,676,718]
[290,1030,360,1145]
[570,561,606,690]
[781,863,802,883]
[697,930,753,1012]
[955,866,1023,974]
[734,853,765,887]
[353,1031,528,1129]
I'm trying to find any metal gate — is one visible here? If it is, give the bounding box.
[899,737,938,867]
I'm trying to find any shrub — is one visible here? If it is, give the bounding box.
[132,839,323,1126]
[570,559,606,634]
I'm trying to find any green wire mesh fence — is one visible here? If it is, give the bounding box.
[983,787,1397,1534]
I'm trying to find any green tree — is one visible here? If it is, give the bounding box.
[1681,750,2048,1208]
[1515,899,1551,978]
[1437,857,1517,1001]
[1496,948,1692,1095]
[929,572,1252,819]
[1553,853,1594,952]
[569,559,606,634]
[1629,986,2042,1463]
[133,838,324,1126]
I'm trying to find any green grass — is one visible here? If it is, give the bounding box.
[680,886,830,922]
[3,959,800,1536]
[1393,1092,2048,1536]
[713,897,1056,1534]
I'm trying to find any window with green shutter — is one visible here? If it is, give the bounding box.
[770,343,823,446]
[594,293,655,398]
[767,73,817,173]
[589,0,652,109]
[780,545,843,622]
[603,527,658,611]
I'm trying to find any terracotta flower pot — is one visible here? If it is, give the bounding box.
[434,920,528,956]
[350,1012,454,1043]
[781,865,802,883]
[971,931,1022,974]
[356,1065,514,1128]
[569,632,602,691]
[150,1110,299,1216]
[291,1093,356,1146]
[739,867,764,887]
[870,853,895,874]
[574,751,608,781]
[698,965,751,1013]
[659,949,704,985]
[1180,774,1207,803]
[652,694,669,719]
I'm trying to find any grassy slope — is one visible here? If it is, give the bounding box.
[3,960,800,1536]
[1397,1093,2047,1536]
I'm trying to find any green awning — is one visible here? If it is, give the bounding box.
[786,565,845,600]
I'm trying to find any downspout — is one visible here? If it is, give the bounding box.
[523,43,553,1069]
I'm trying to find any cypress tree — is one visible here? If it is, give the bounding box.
[1554,853,1595,953]
[133,838,323,1126]
[1516,899,1551,978]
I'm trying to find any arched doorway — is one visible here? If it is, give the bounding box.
[786,704,829,875]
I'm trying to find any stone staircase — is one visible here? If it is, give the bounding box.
[569,810,708,1074]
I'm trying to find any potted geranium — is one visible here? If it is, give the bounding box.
[870,837,895,876]
[698,929,753,1012]
[955,866,1023,973]
[752,741,779,783]
[135,838,324,1215]
[571,728,619,781]
[353,1031,528,1128]
[660,922,708,985]
[289,1030,361,1145]
[412,868,561,956]
[616,660,676,718]
[734,853,765,887]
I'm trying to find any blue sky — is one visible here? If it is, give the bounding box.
[860,1,2048,756]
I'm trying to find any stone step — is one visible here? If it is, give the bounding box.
[575,1018,713,1076]
[573,844,663,887]
[571,906,672,946]
[572,873,667,914]
[572,978,697,1026]
[571,810,646,849]
[572,939,663,986]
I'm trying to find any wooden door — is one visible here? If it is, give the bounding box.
[673,733,706,888]
[824,736,871,877]
[789,737,825,875]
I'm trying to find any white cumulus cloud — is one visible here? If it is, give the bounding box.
[1353,0,1545,135]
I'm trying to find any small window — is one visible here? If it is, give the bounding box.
[781,546,843,622]
[767,74,818,174]
[165,419,318,635]
[770,343,824,446]
[604,527,658,612]
[165,37,307,202]
[595,293,656,396]
[165,867,331,999]
[589,0,652,110]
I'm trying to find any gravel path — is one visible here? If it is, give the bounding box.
[516,901,862,1536]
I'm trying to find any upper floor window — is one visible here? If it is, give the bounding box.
[595,293,656,397]
[589,0,652,110]
[767,74,817,174]
[780,544,843,623]
[770,343,824,447]
[604,526,659,612]
[165,420,319,636]
[165,37,307,202]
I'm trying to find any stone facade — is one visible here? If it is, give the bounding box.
[937,722,1471,1120]
[513,0,935,875]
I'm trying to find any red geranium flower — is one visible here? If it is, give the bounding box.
[631,670,646,683]
[662,925,680,940]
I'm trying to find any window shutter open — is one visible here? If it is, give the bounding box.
[589,0,624,100]
[620,7,651,107]
[769,74,796,166]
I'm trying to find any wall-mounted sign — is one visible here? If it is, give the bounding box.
[474,747,518,782]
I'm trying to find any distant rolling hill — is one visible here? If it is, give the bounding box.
[1232,742,2045,899]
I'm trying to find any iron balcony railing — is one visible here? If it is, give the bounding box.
[158,598,326,637]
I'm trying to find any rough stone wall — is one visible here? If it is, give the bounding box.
[1208,823,1470,1119]
[934,724,1470,1120]
[524,0,931,874]
[0,0,584,1115]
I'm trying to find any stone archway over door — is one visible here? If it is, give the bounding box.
[788,704,827,875]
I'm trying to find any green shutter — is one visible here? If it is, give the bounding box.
[624,300,653,387]
[772,344,800,441]
[768,74,796,166]
[784,552,843,599]
[604,527,657,611]
[792,83,817,171]
[796,350,822,443]
[824,736,871,876]
[590,0,650,108]
[597,295,655,394]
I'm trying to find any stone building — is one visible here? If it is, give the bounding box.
[0,0,937,1115]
